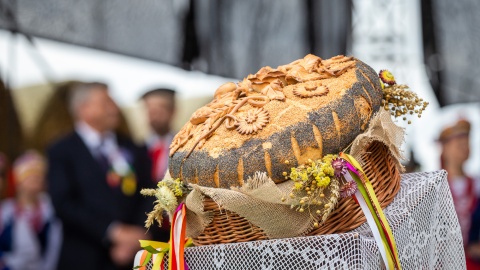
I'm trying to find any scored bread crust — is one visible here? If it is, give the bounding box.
[169,55,383,188]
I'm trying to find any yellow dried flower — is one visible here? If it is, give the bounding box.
[379,70,396,85]
[300,171,309,181]
[286,154,339,214]
[323,154,336,165]
[173,185,183,197]
[316,176,330,188]
[290,168,298,180]
[321,164,334,176]
[294,182,303,190]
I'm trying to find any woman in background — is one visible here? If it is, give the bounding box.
[438,119,480,268]
[0,151,61,270]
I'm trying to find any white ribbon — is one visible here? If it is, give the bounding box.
[344,172,390,269]
[103,139,131,176]
[173,205,186,267]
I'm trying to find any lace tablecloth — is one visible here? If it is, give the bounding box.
[135,170,465,269]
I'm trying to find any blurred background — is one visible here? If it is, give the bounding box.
[0,0,479,176]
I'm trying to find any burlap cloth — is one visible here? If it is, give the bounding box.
[184,109,405,239]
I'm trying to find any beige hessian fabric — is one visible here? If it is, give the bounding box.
[350,108,406,169]
[184,109,404,239]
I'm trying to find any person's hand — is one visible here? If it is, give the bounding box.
[109,223,150,266]
[110,243,135,267]
[110,223,147,245]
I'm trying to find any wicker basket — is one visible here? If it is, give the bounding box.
[192,141,401,246]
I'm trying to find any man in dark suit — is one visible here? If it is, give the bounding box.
[47,82,154,270]
[141,88,176,182]
[141,88,177,240]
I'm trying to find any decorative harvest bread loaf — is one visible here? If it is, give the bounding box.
[169,54,383,188]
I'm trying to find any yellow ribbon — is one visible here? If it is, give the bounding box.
[136,239,194,269]
[341,153,402,270]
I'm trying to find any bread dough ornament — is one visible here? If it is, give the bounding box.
[169,54,387,188]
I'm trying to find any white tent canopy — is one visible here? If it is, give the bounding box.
[0,29,231,105]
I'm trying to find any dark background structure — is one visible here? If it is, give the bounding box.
[1,0,479,106]
[422,0,480,106]
[0,0,351,78]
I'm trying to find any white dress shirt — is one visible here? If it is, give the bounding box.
[75,122,130,176]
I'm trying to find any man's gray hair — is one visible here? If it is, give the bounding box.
[68,82,108,118]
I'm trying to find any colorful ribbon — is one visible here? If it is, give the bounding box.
[170,203,188,270]
[135,203,193,270]
[340,152,402,270]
